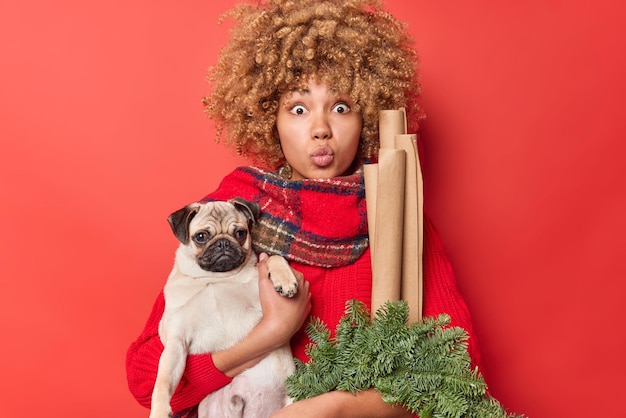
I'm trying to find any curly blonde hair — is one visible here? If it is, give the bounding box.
[203,0,421,168]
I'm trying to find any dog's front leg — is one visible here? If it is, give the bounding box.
[267,255,299,298]
[150,339,187,418]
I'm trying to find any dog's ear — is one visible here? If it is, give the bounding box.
[229,197,260,226]
[168,204,200,244]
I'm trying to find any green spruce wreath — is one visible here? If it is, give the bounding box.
[285,300,524,418]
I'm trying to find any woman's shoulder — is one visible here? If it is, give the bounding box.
[202,165,277,202]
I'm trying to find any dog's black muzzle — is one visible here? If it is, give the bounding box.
[198,238,246,272]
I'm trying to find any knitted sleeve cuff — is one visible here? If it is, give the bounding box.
[185,353,233,392]
[169,353,233,411]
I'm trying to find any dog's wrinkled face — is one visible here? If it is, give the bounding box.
[168,198,260,273]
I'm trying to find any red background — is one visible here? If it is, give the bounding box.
[1,1,625,416]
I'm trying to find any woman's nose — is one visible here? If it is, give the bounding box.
[311,114,331,140]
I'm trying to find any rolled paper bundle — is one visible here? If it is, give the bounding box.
[367,109,408,315]
[367,108,424,322]
[395,134,424,323]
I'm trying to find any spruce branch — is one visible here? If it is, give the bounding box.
[285,300,524,418]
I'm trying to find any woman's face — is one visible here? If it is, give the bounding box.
[276,80,362,180]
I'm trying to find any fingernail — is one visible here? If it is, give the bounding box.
[259,253,268,261]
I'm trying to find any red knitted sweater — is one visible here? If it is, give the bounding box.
[125,166,482,412]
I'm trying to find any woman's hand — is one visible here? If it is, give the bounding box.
[271,389,413,418]
[256,252,312,346]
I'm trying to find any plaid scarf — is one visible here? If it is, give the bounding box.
[204,166,369,268]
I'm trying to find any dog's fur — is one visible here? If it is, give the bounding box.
[149,198,297,418]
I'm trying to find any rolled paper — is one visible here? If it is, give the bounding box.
[363,163,379,267]
[370,148,406,314]
[367,108,409,316]
[395,134,424,323]
[368,108,425,320]
[378,109,407,148]
[414,138,424,321]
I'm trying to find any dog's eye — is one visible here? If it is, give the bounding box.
[234,229,247,243]
[192,231,210,245]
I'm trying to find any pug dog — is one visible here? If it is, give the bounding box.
[149,197,298,418]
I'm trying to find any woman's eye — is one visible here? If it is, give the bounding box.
[192,231,209,245]
[333,103,351,114]
[234,229,248,243]
[290,105,307,115]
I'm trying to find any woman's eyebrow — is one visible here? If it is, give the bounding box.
[292,88,311,95]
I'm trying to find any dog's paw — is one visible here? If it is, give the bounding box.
[273,278,299,298]
[267,255,299,298]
